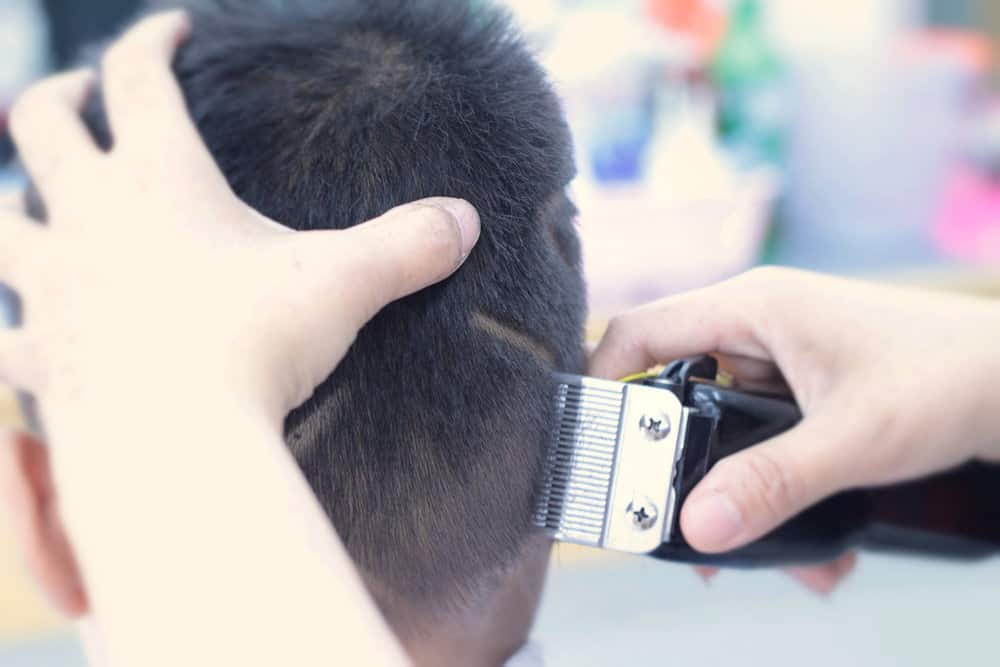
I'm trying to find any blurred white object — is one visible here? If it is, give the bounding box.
[543,5,693,89]
[645,93,737,204]
[0,0,49,106]
[576,86,778,314]
[577,175,778,316]
[501,0,561,38]
[764,0,920,58]
[544,6,695,185]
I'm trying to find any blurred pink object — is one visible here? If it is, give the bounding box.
[934,167,1000,264]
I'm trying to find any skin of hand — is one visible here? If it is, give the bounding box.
[590,267,1000,560]
[0,11,479,667]
[1,14,479,424]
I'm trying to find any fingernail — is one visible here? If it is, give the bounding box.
[428,198,480,261]
[684,491,743,550]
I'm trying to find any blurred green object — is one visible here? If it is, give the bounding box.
[711,0,786,167]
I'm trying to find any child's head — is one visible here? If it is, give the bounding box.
[31,0,586,660]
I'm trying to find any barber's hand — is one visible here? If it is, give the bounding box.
[0,14,477,664]
[0,11,479,426]
[591,268,1000,561]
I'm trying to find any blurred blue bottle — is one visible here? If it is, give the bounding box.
[545,2,660,185]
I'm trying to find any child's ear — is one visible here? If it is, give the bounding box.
[0,429,88,617]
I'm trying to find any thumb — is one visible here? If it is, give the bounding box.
[679,411,851,553]
[292,197,481,327]
[344,197,479,318]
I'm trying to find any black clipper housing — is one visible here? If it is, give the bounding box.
[644,356,1000,567]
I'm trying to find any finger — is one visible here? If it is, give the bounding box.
[0,209,44,285]
[693,566,719,583]
[9,70,100,206]
[102,11,203,159]
[784,552,857,596]
[298,197,480,327]
[679,410,854,553]
[0,330,40,390]
[589,278,771,380]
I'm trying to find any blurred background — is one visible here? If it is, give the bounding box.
[0,0,998,665]
[506,0,1000,314]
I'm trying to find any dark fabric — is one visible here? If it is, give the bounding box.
[42,0,142,68]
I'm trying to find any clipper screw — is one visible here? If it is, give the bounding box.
[626,497,658,531]
[639,413,671,441]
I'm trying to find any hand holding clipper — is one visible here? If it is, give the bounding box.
[559,268,1000,565]
[537,356,1000,566]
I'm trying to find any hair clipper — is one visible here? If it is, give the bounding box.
[535,356,1000,567]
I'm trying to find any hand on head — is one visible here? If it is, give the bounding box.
[0,11,481,644]
[0,10,480,426]
[591,267,1000,588]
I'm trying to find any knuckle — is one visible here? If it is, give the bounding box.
[414,203,452,229]
[603,314,633,346]
[140,10,188,40]
[102,47,146,98]
[104,12,188,83]
[101,42,127,78]
[598,312,643,366]
[10,72,94,143]
[8,87,46,137]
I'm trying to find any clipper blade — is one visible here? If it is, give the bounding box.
[534,377,625,546]
[535,375,688,554]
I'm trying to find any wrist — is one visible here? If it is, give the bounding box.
[41,384,280,465]
[45,390,288,565]
[40,351,284,428]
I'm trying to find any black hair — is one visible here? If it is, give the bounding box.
[31,0,586,616]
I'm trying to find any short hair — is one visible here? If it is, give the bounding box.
[31,0,586,616]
